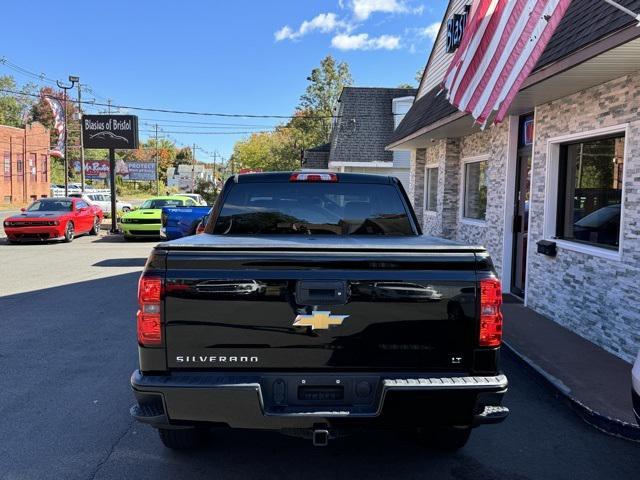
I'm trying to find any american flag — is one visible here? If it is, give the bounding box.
[442,0,573,126]
[44,96,65,158]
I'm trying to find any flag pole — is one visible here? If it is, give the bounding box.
[603,0,640,25]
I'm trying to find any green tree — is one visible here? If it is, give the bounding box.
[297,55,352,143]
[175,146,193,165]
[232,130,300,172]
[194,177,218,205]
[0,76,37,127]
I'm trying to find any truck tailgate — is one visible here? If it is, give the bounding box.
[162,243,481,372]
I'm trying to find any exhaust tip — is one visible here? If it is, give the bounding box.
[312,429,329,447]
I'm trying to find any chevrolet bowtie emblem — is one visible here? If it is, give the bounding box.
[293,311,349,330]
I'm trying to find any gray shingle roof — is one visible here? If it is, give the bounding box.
[330,87,417,164]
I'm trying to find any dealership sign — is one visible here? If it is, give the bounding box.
[82,115,139,149]
[74,159,155,181]
[445,5,470,53]
[118,161,157,181]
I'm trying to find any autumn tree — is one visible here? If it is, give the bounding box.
[231,129,301,172]
[229,56,353,172]
[297,55,352,143]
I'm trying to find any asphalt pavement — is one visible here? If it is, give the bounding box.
[1,234,639,480]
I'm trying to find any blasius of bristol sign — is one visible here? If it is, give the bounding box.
[446,5,471,54]
[81,114,139,234]
[82,115,139,149]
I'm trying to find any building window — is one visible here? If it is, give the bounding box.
[462,158,487,221]
[424,167,438,211]
[556,136,624,250]
[41,155,48,182]
[3,195,11,203]
[29,153,37,182]
[3,152,10,182]
[17,154,24,178]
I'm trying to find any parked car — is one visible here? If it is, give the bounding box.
[3,197,103,243]
[633,350,640,424]
[175,193,208,206]
[130,172,508,451]
[572,204,621,247]
[160,206,211,240]
[120,195,197,240]
[69,193,132,214]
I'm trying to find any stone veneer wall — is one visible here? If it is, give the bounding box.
[411,125,508,278]
[410,148,427,227]
[456,123,509,276]
[527,71,640,362]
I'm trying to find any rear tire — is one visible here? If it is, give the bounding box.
[158,428,207,450]
[64,222,74,243]
[90,216,100,235]
[416,426,471,451]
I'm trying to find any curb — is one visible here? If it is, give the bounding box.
[503,340,640,442]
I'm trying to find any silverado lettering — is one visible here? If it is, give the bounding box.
[176,355,259,363]
[130,172,509,451]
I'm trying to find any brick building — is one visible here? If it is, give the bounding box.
[388,0,640,362]
[0,123,51,205]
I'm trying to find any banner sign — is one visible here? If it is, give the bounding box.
[117,160,156,181]
[81,115,139,149]
[73,159,110,179]
[45,96,65,158]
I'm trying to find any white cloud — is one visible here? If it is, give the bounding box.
[419,22,441,42]
[348,0,421,20]
[274,26,295,41]
[274,13,350,41]
[331,33,401,50]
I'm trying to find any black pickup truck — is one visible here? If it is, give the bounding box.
[130,172,508,450]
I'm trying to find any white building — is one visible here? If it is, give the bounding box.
[166,164,214,193]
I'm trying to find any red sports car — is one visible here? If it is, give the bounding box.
[3,197,103,244]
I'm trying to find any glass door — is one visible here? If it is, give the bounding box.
[511,114,533,298]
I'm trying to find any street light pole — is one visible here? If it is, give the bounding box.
[56,76,78,197]
[76,80,85,192]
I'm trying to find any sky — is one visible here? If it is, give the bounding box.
[0,0,447,163]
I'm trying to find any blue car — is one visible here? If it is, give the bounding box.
[160,206,211,240]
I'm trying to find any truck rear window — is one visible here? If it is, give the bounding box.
[213,183,414,235]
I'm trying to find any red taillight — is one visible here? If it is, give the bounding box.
[137,276,163,346]
[290,172,338,182]
[479,278,503,347]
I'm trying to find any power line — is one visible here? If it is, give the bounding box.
[0,57,58,86]
[140,129,270,135]
[0,88,399,119]
[139,117,282,127]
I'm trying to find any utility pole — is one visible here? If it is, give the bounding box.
[155,124,160,195]
[212,151,218,193]
[192,143,197,193]
[77,81,85,192]
[107,99,112,114]
[56,76,78,197]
